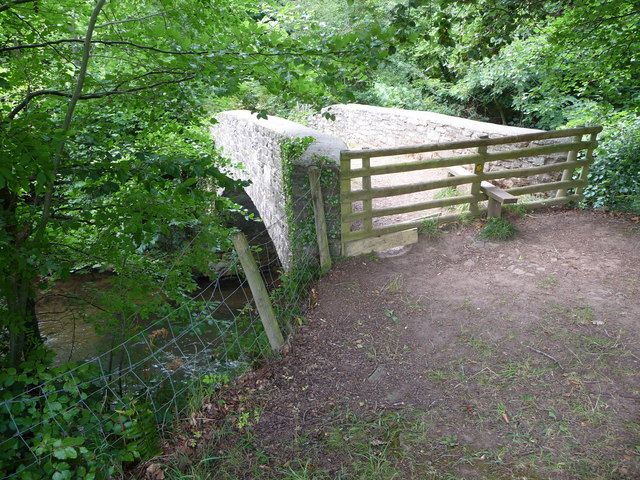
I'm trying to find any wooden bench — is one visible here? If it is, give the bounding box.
[446,166,518,218]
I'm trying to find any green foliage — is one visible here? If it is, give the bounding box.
[479,217,517,240]
[0,349,159,479]
[0,0,395,474]
[582,115,640,213]
[280,136,319,261]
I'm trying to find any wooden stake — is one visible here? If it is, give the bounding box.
[308,167,332,274]
[487,198,502,218]
[232,232,284,352]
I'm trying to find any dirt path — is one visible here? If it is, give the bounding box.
[166,210,640,480]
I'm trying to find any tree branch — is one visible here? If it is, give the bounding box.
[0,37,355,58]
[95,12,164,29]
[0,0,34,13]
[7,74,195,119]
[35,0,107,237]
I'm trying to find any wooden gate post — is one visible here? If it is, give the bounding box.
[339,151,352,256]
[232,232,285,352]
[470,135,489,216]
[556,134,583,198]
[308,166,332,274]
[575,132,598,198]
[361,154,373,233]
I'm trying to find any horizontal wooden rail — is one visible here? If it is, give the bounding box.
[507,179,584,196]
[345,140,595,178]
[339,125,601,256]
[344,194,476,221]
[344,158,588,203]
[522,194,581,208]
[343,193,583,242]
[482,160,581,181]
[344,212,464,241]
[343,173,476,201]
[340,126,602,160]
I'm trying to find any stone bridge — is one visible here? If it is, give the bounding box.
[211,104,556,269]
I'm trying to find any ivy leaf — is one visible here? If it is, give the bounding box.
[53,446,78,460]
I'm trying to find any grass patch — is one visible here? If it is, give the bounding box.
[537,273,559,289]
[503,202,528,217]
[543,303,596,326]
[456,211,475,225]
[463,335,495,357]
[382,274,403,294]
[434,186,461,200]
[479,217,517,240]
[434,186,471,214]
[503,194,538,218]
[418,218,441,238]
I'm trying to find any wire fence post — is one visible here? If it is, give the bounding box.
[232,232,285,351]
[308,166,332,274]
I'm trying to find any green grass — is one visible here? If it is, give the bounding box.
[434,186,462,200]
[463,335,495,357]
[537,273,559,289]
[434,187,471,214]
[478,217,517,240]
[456,211,475,225]
[418,218,441,238]
[503,194,537,217]
[503,202,528,217]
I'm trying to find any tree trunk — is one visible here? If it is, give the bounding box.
[2,0,107,367]
[1,186,43,366]
[7,276,42,366]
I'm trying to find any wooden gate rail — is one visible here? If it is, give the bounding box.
[340,126,602,255]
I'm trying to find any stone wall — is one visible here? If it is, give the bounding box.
[211,110,346,270]
[309,104,564,181]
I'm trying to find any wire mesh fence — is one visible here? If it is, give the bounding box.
[1,181,338,479]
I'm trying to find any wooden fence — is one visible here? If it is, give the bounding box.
[339,126,602,256]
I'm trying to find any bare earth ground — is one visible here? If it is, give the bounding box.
[161,210,640,480]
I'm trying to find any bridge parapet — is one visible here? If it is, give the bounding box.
[211,110,345,270]
[309,104,565,185]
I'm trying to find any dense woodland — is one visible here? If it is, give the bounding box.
[1,0,639,478]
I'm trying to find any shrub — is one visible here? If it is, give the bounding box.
[582,115,640,214]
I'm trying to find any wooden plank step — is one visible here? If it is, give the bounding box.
[481,182,518,204]
[447,166,517,204]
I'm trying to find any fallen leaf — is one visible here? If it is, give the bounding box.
[145,463,165,480]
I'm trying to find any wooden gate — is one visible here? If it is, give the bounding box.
[339,126,601,256]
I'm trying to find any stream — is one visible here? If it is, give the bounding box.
[37,272,259,397]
